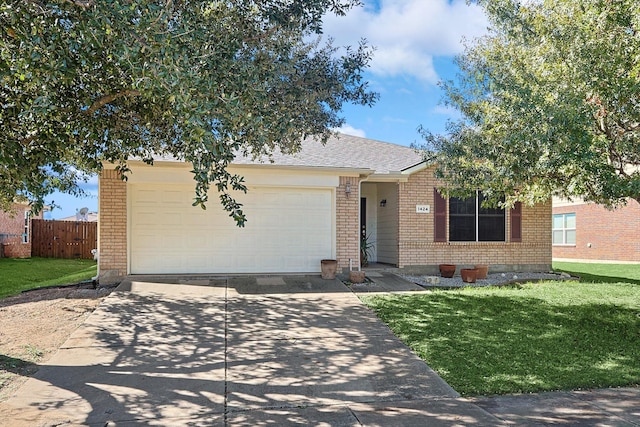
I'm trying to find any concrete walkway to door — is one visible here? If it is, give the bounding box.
[0,274,501,426]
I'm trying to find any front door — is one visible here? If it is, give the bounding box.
[360,197,366,238]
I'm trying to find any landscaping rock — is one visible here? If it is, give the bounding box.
[424,276,441,285]
[401,272,573,288]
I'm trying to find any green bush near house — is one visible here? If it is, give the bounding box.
[0,258,97,299]
[361,266,640,396]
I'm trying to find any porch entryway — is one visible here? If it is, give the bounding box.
[360,182,400,267]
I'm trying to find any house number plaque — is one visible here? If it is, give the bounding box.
[416,205,431,213]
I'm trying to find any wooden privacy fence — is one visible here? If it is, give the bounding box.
[31,219,97,259]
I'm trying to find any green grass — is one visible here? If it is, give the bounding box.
[362,279,640,396]
[553,261,640,284]
[0,257,97,299]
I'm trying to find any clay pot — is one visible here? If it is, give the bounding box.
[349,270,366,284]
[439,264,456,278]
[461,268,479,283]
[320,259,338,280]
[474,264,489,279]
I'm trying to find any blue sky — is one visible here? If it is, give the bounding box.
[324,0,488,145]
[46,0,488,219]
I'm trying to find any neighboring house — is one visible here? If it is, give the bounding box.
[97,133,552,283]
[0,202,45,258]
[553,197,640,263]
[58,211,99,223]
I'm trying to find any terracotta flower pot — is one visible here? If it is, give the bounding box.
[461,268,479,283]
[474,264,489,279]
[320,259,338,280]
[349,270,366,284]
[439,264,456,278]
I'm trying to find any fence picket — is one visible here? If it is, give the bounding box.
[31,219,97,259]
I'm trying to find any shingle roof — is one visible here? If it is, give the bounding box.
[233,133,424,174]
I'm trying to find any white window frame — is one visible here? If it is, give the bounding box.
[552,213,576,245]
[22,210,31,244]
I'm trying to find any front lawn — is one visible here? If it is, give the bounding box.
[362,279,640,396]
[0,257,97,299]
[553,261,640,284]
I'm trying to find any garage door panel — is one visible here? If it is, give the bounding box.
[130,184,334,274]
[160,213,184,227]
[160,190,184,204]
[185,255,213,271]
[135,188,160,204]
[131,233,161,251]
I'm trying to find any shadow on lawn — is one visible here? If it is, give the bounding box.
[364,292,640,396]
[555,270,640,285]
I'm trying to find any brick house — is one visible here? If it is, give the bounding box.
[0,202,45,258]
[97,133,552,283]
[553,197,640,263]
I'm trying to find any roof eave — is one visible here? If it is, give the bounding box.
[366,172,410,182]
[401,161,432,175]
[231,162,374,176]
[103,159,374,177]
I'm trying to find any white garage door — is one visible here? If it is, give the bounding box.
[129,184,334,274]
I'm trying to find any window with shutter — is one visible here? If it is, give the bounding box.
[448,192,506,242]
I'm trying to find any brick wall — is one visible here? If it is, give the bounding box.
[0,203,43,258]
[336,176,360,271]
[98,169,128,283]
[397,166,552,273]
[553,200,640,262]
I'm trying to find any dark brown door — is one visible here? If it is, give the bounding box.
[360,197,367,238]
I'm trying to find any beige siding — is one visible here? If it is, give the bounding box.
[376,182,399,265]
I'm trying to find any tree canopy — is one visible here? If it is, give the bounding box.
[419,0,640,207]
[1,0,376,224]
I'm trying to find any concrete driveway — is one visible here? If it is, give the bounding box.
[0,275,500,426]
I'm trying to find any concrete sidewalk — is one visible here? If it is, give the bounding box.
[471,388,640,426]
[0,274,500,426]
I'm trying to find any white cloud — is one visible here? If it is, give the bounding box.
[431,105,461,118]
[334,124,367,137]
[382,116,410,124]
[322,0,488,84]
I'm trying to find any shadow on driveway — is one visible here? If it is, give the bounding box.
[0,275,500,426]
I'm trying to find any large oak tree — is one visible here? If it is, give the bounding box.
[1,0,376,224]
[420,0,639,208]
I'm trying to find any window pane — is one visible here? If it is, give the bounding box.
[553,230,564,244]
[449,196,476,241]
[565,213,576,229]
[552,214,564,229]
[450,216,475,241]
[565,230,576,244]
[449,197,475,214]
[478,192,505,241]
[478,193,504,214]
[479,216,505,241]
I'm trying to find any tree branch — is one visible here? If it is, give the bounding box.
[19,134,37,146]
[85,90,141,115]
